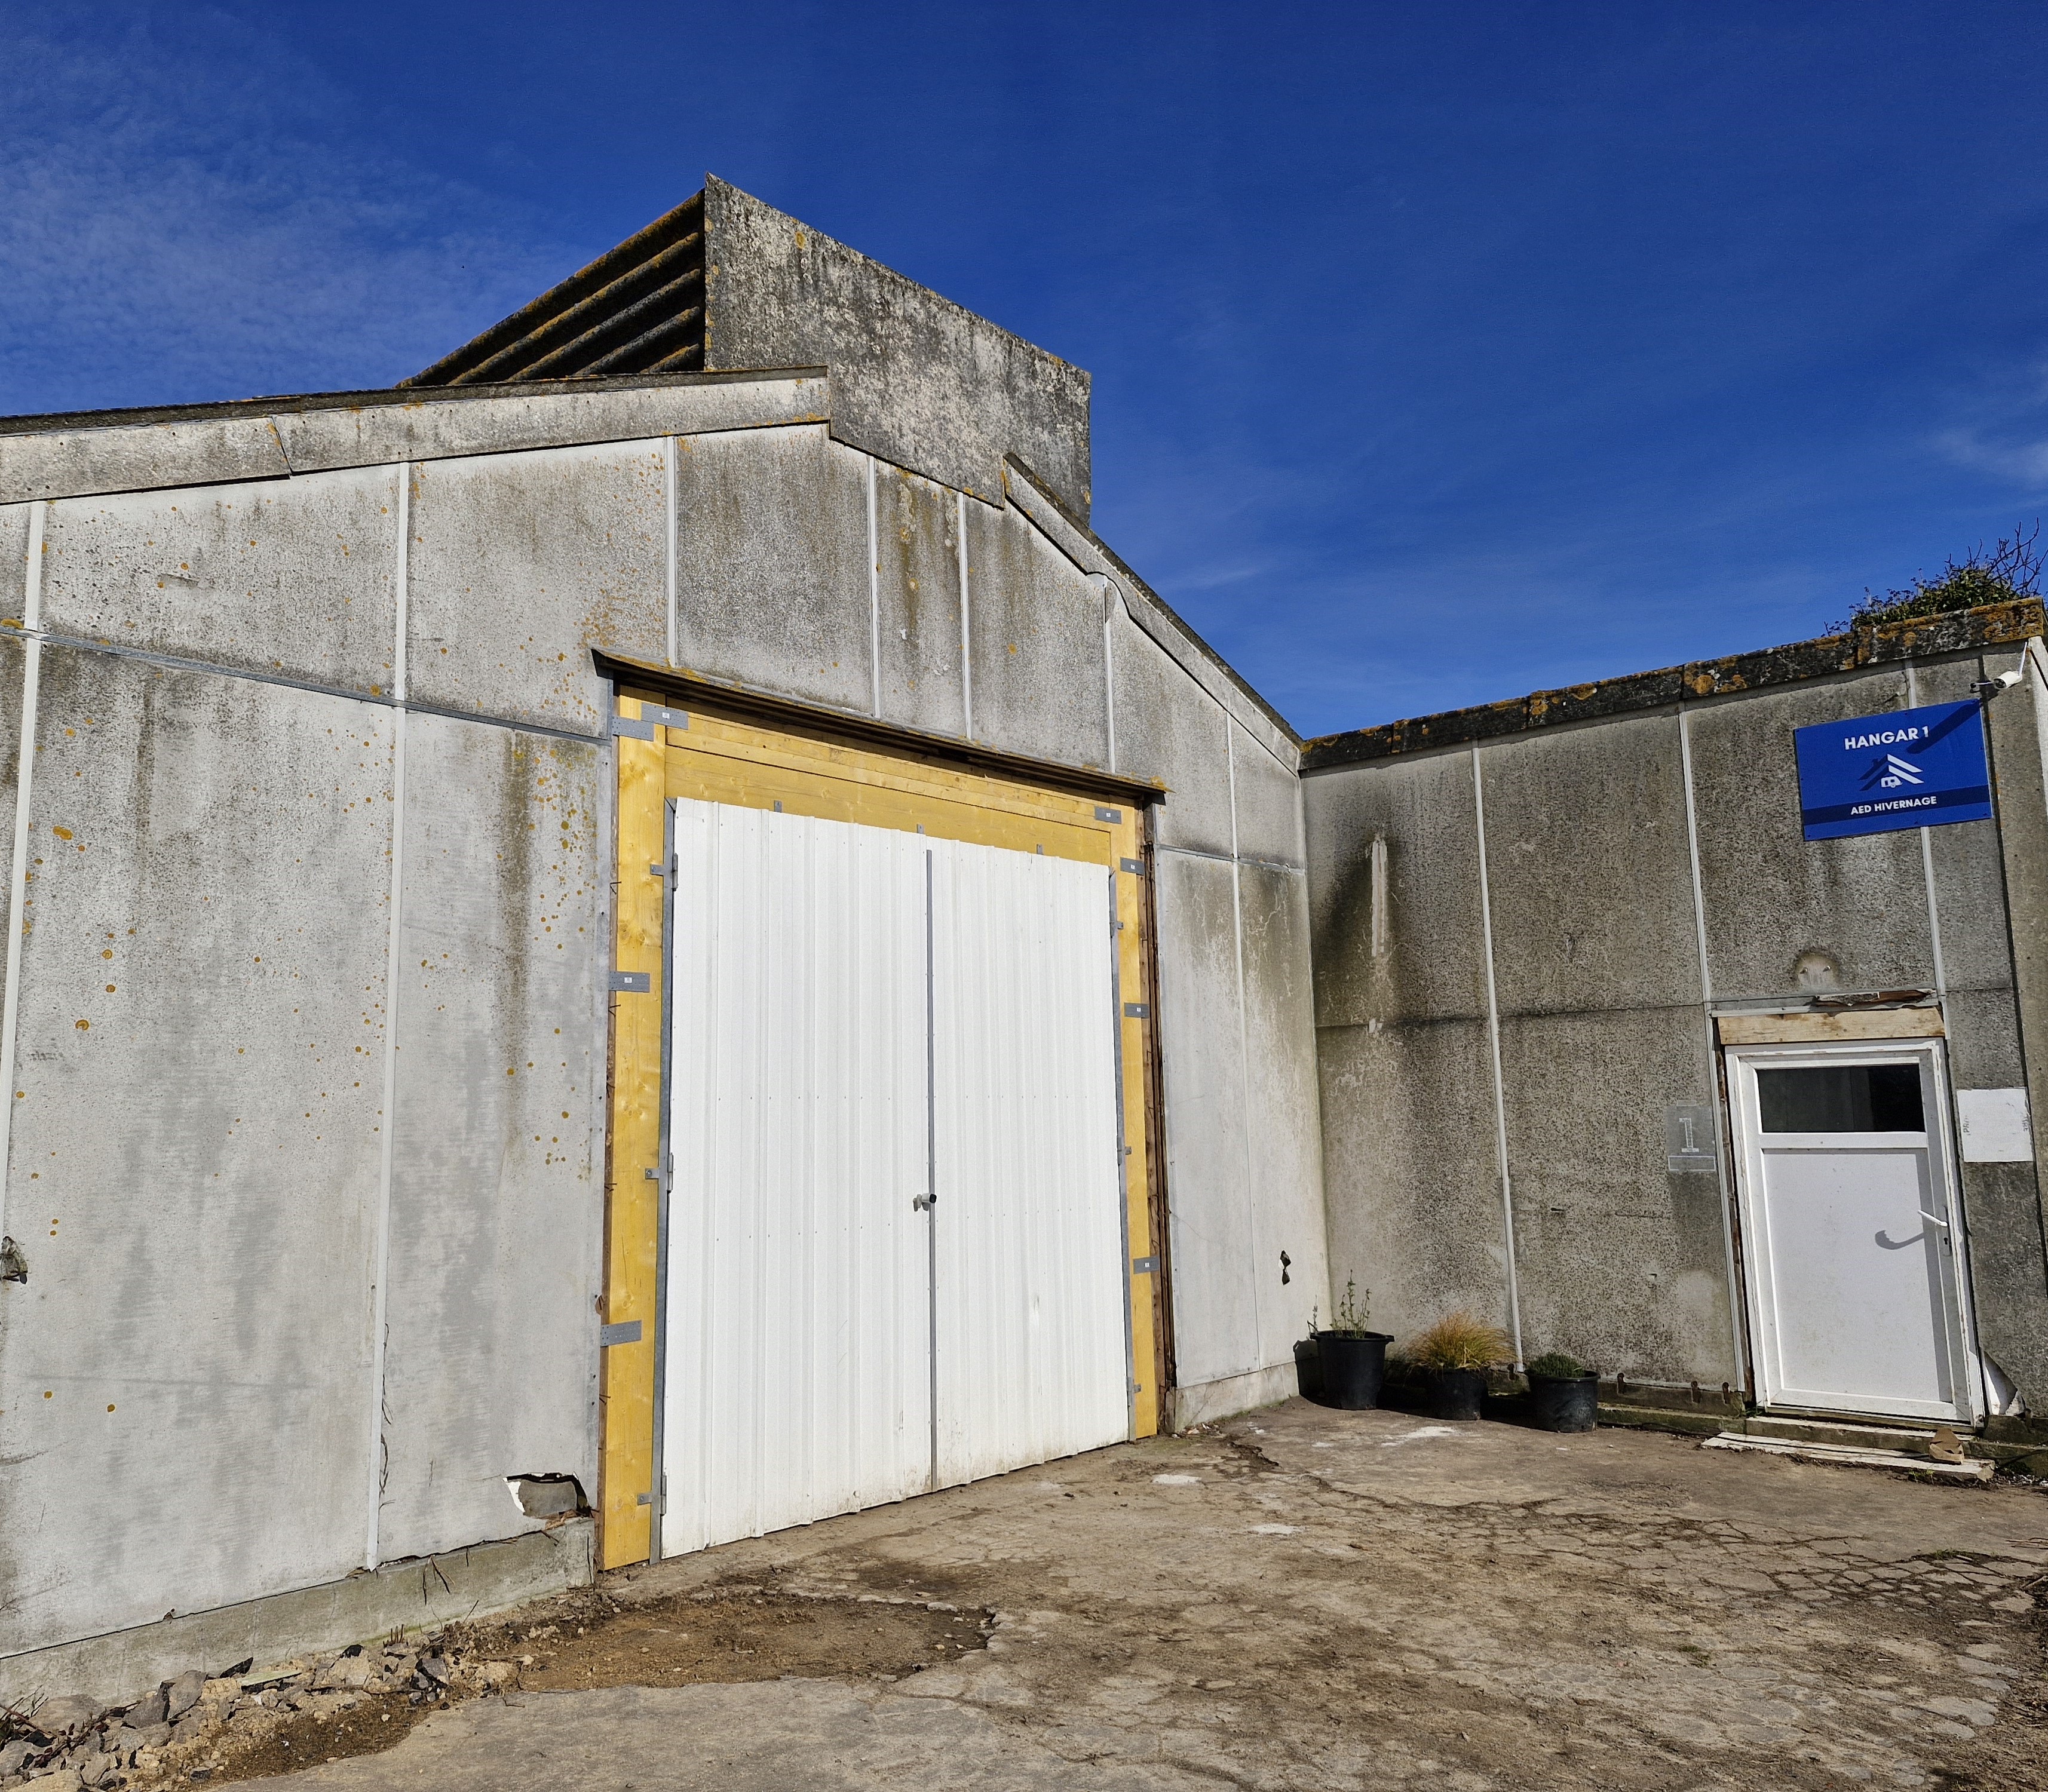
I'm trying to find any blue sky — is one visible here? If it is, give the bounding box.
[4,3,2046,737]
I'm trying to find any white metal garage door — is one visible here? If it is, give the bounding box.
[659,799,1128,1558]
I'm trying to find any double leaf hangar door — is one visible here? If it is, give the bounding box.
[655,794,1132,1558]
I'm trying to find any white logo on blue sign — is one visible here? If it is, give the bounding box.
[1793,700,1991,840]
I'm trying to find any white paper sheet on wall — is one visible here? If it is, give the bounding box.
[1955,1088,2034,1163]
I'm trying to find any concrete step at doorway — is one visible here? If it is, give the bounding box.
[1742,1413,1943,1452]
[1703,1429,1994,1481]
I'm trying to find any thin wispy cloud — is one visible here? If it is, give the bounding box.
[0,8,572,413]
[1928,361,2048,499]
[1934,431,2048,496]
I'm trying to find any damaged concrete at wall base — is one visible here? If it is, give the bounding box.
[0,1521,594,1714]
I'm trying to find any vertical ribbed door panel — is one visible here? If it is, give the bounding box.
[931,840,1128,1484]
[662,800,932,1555]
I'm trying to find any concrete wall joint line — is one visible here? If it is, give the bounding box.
[866,454,881,719]
[1903,662,1949,1000]
[1226,719,1262,1360]
[1099,576,1118,775]
[364,467,409,1572]
[1470,743,1525,1367]
[1906,662,1991,1418]
[957,490,973,740]
[996,460,1301,766]
[0,501,45,1238]
[664,437,679,671]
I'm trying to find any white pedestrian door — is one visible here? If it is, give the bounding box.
[1726,1039,1978,1425]
[660,799,1129,1558]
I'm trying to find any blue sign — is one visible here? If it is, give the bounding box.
[1795,700,1991,840]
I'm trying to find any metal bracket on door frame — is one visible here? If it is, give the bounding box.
[612,707,689,739]
[611,970,652,993]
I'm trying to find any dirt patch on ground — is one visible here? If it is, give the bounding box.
[108,1587,987,1790]
[170,1696,437,1787]
[449,1585,989,1693]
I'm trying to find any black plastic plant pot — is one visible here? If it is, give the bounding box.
[1315,1331,1391,1410]
[1427,1367,1486,1421]
[1292,1338,1325,1405]
[1527,1372,1599,1432]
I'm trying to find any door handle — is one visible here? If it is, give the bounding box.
[1918,1210,1949,1230]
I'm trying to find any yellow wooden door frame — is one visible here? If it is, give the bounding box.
[600,688,1164,1569]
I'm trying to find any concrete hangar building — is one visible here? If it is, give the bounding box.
[2,179,2046,1701]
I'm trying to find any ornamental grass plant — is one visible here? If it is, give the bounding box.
[1411,1311,1514,1373]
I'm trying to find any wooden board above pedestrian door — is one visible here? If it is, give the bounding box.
[599,692,1164,1569]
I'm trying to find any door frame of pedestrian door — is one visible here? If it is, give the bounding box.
[1723,1034,1985,1427]
[597,674,1170,1569]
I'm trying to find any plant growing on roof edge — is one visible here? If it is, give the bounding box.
[1835,521,2043,631]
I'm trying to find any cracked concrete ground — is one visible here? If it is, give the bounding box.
[243,1401,2048,1790]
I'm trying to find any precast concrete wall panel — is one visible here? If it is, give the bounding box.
[964,504,1108,768]
[272,377,826,477]
[1937,980,2048,1400]
[409,442,667,736]
[1,501,29,616]
[1960,1160,2048,1406]
[1926,812,2025,997]
[0,653,394,1654]
[1497,1005,1736,1380]
[1479,717,1700,1014]
[1687,671,1937,1000]
[1230,725,1305,868]
[0,417,290,507]
[872,462,967,738]
[1304,753,1504,1345]
[40,469,399,697]
[1945,985,2028,1089]
[1106,611,1232,857]
[1237,864,1330,1361]
[372,713,606,1564]
[1305,752,1488,1033]
[1152,850,1258,1386]
[1315,1018,1506,1346]
[672,426,872,716]
[1913,654,2025,996]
